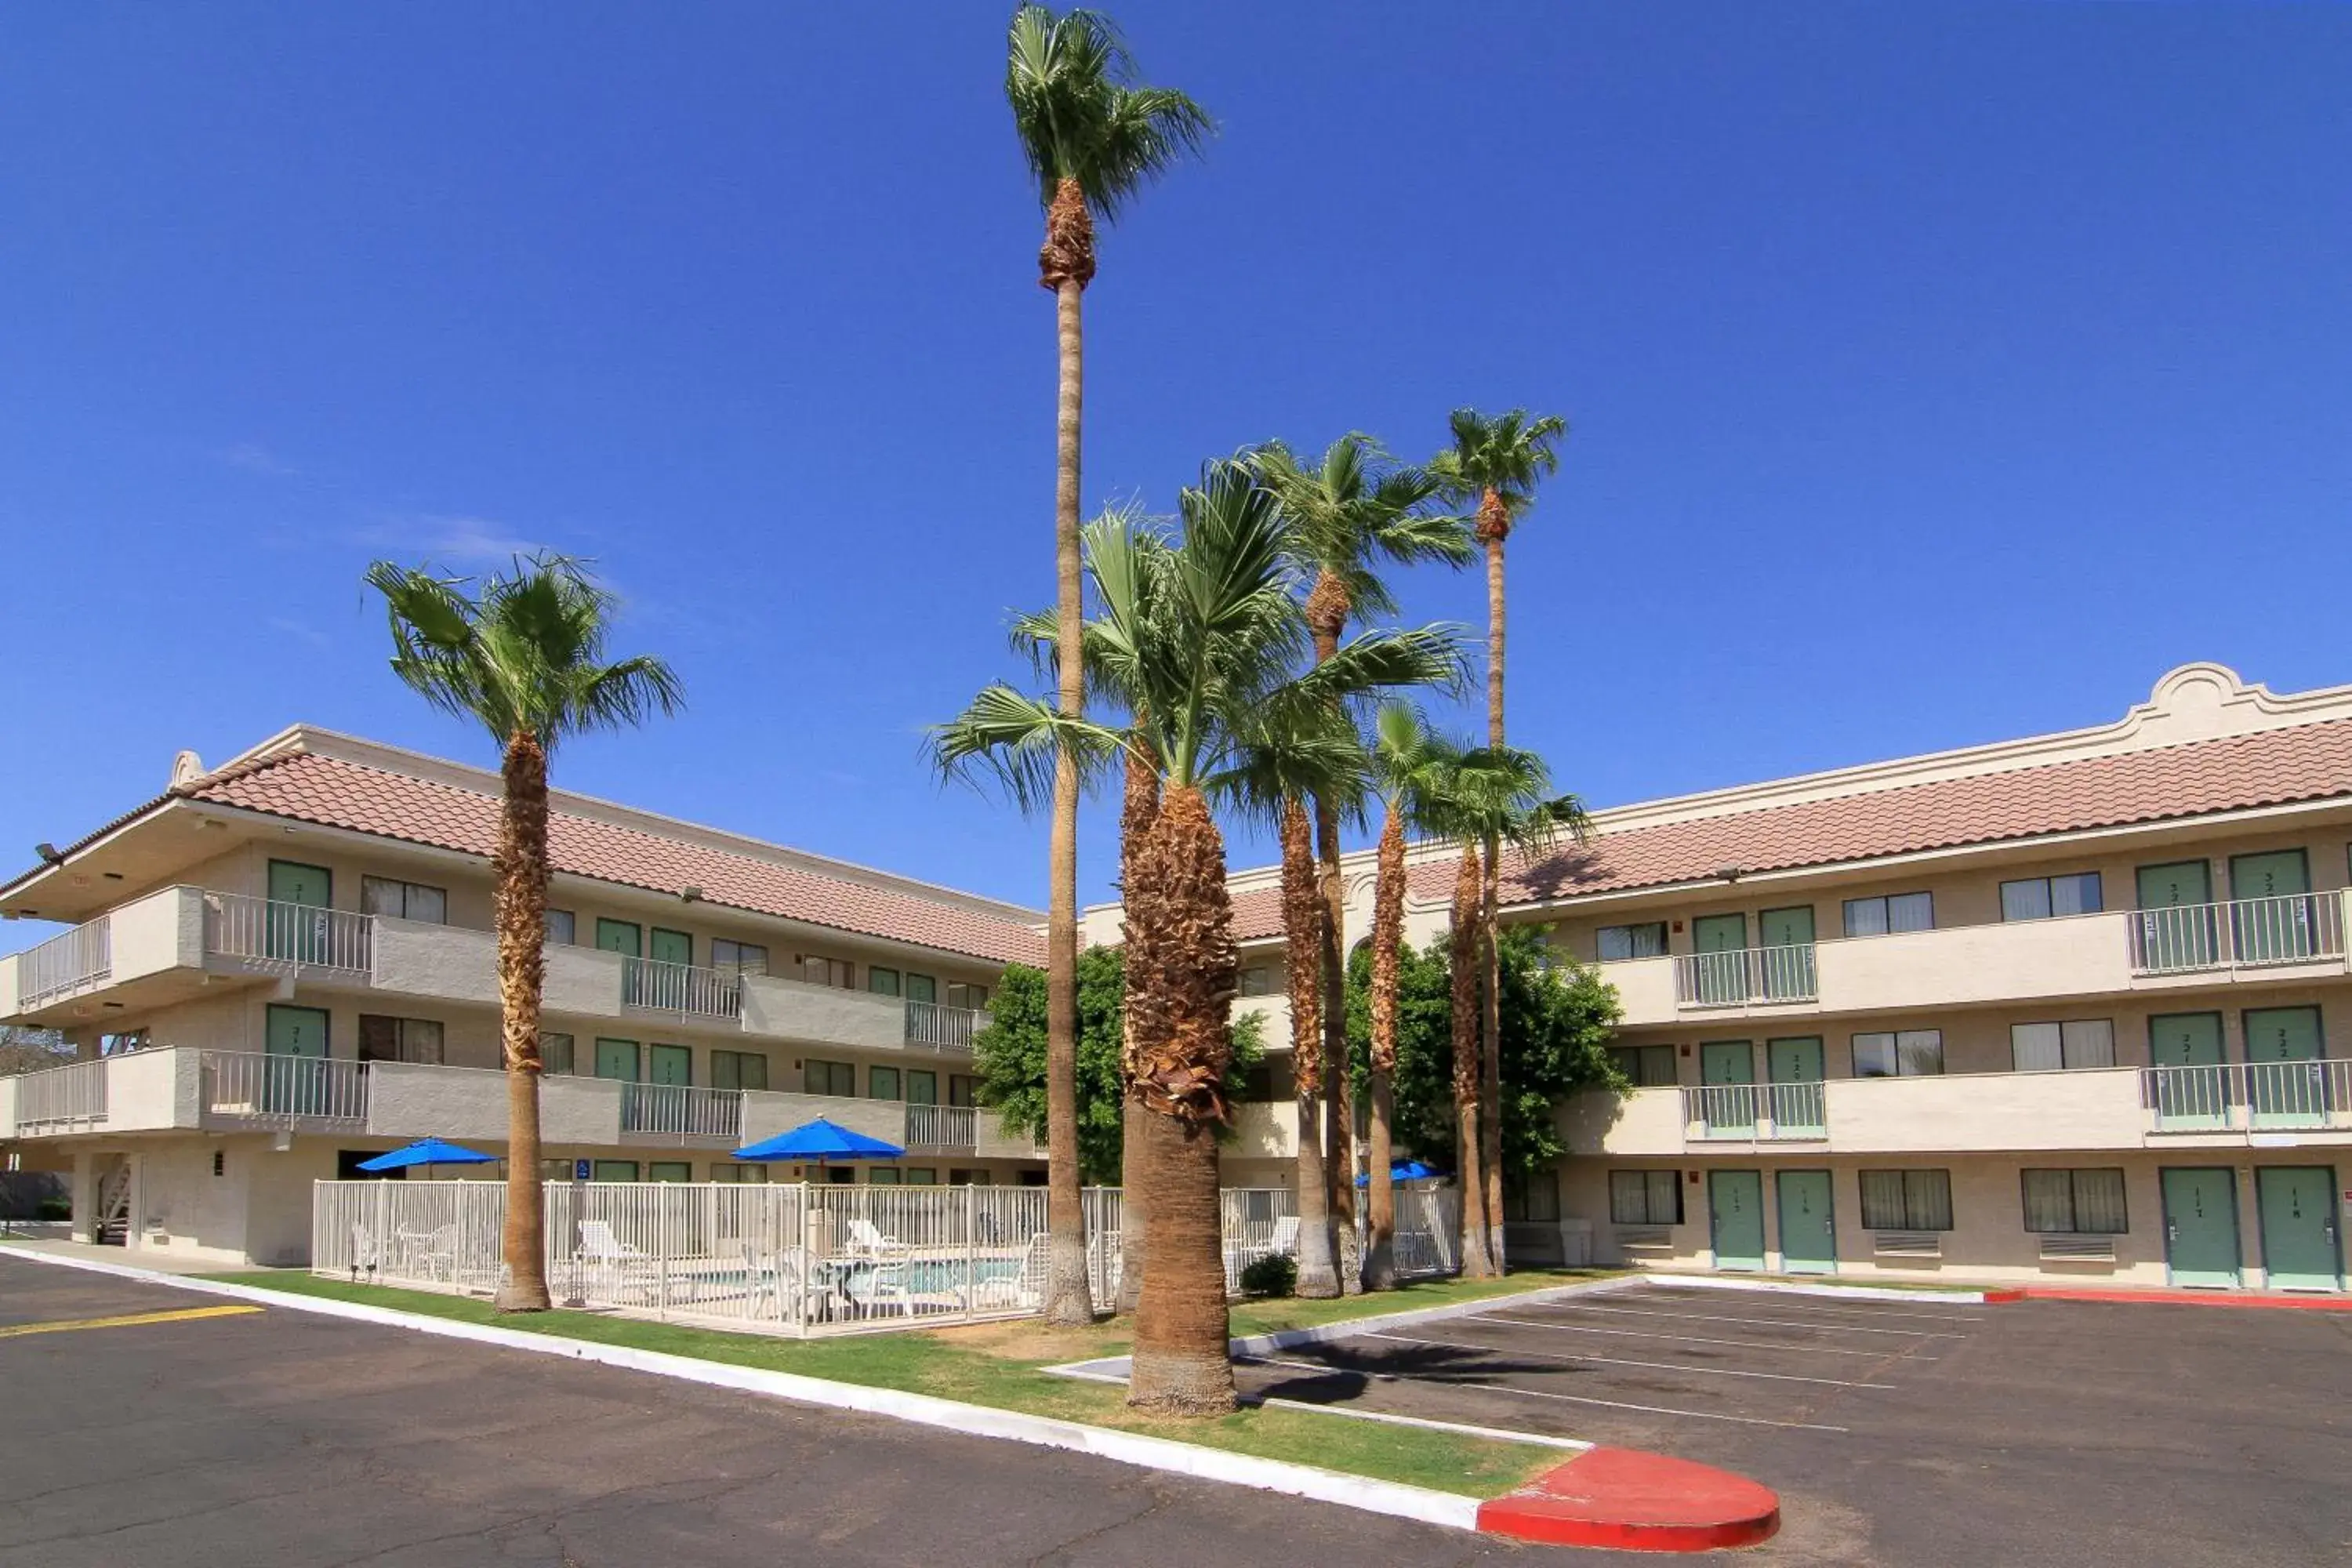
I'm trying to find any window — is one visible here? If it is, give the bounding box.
[358,1015,444,1065]
[804,1058,856,1097]
[1852,1029,1944,1078]
[948,1073,978,1108]
[710,1050,769,1092]
[800,955,853,989]
[946,981,990,1010]
[869,1065,902,1101]
[1609,1044,1679,1087]
[540,1033,574,1075]
[362,877,447,924]
[1504,1171,1561,1223]
[1860,1169,1954,1231]
[2000,873,2103,922]
[1237,964,1279,997]
[1597,923,1668,962]
[868,1168,902,1186]
[591,1160,640,1181]
[545,909,576,946]
[866,967,902,997]
[2021,1168,2128,1234]
[905,973,938,1004]
[711,939,768,976]
[948,1169,985,1185]
[2010,1019,2116,1073]
[903,1167,938,1185]
[1608,1170,1682,1226]
[1843,891,1933,938]
[648,1161,692,1183]
[715,1162,769,1184]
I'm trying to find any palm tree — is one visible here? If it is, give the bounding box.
[1006,3,1212,1327]
[1255,435,1470,1287]
[365,556,682,1312]
[1429,407,1566,1268]
[1414,743,1587,1277]
[933,460,1457,1411]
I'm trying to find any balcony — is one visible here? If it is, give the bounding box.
[619,1081,743,1142]
[1671,945,1818,1009]
[1681,1082,1827,1142]
[2143,1061,2352,1136]
[904,1102,976,1151]
[904,1000,990,1051]
[199,1049,368,1127]
[202,891,374,973]
[2129,894,2347,977]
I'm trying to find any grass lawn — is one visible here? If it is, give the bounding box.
[208,1268,1617,1497]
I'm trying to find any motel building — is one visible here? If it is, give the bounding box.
[1105,662,2352,1294]
[0,728,1051,1268]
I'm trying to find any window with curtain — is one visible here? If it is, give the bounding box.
[946,981,991,1009]
[362,877,448,924]
[2000,873,2103,922]
[1842,891,1935,938]
[358,1014,444,1065]
[2010,1019,2116,1072]
[1504,1171,1562,1222]
[1597,922,1669,962]
[1609,1044,1679,1087]
[544,909,575,946]
[710,1050,768,1092]
[804,1058,855,1097]
[541,1032,575,1075]
[903,1167,938,1185]
[2021,1168,2127,1233]
[800,956,853,988]
[648,1162,692,1183]
[1608,1170,1683,1225]
[1860,1169,1955,1230]
[1852,1030,1944,1078]
[714,1162,768,1184]
[1237,964,1280,996]
[868,1168,902,1186]
[711,939,768,976]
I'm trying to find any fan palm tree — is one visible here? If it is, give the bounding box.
[1254,435,1471,1287]
[1429,406,1566,1265]
[365,556,682,1312]
[1414,743,1587,1276]
[1005,4,1211,1327]
[932,459,1458,1411]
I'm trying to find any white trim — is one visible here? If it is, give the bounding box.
[1633,1269,1992,1304]
[1227,1273,1650,1359]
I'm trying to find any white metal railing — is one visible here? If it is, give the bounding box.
[201,1050,368,1123]
[16,917,111,1008]
[2144,1060,2351,1134]
[620,1083,744,1141]
[1682,1081,1828,1142]
[13,1058,108,1128]
[2129,894,2347,975]
[1391,1183,1463,1279]
[622,957,743,1019]
[1672,943,1818,1007]
[203,891,373,971]
[1084,1186,1124,1302]
[904,1102,976,1149]
[1218,1186,1300,1293]
[904,1001,989,1051]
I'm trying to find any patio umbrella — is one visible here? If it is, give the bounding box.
[731,1117,905,1171]
[355,1138,499,1178]
[1355,1159,1443,1187]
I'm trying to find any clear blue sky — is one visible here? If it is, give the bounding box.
[4,3,2348,954]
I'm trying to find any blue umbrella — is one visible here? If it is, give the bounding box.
[732,1117,906,1167]
[356,1138,499,1174]
[1356,1159,1442,1187]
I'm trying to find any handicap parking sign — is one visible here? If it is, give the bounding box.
[575,1159,592,1181]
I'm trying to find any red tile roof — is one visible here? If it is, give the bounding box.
[1229,719,2352,942]
[183,751,1045,966]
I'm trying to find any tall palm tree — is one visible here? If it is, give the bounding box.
[366,556,682,1312]
[933,460,1457,1411]
[1415,743,1586,1277]
[1255,435,1470,1288]
[1429,407,1566,1269]
[1006,4,1211,1327]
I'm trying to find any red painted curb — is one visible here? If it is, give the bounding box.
[1981,1288,2027,1305]
[1476,1446,1780,1552]
[2016,1286,2352,1312]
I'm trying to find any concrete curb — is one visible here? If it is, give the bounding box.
[1479,1446,1781,1552]
[1230,1272,1651,1357]
[1636,1270,2000,1305]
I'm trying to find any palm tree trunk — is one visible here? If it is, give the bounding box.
[1479,494,1508,750]
[1279,802,1338,1298]
[1305,579,1358,1290]
[1116,1097,1148,1313]
[1450,843,1495,1278]
[1040,187,1094,1327]
[1127,784,1237,1416]
[1115,732,1160,1316]
[493,730,552,1312]
[1363,804,1407,1290]
[1480,837,1507,1273]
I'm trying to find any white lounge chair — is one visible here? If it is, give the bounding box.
[1270,1214,1301,1256]
[844,1217,911,1263]
[576,1218,657,1300]
[740,1241,808,1323]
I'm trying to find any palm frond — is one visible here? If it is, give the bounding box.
[924,682,1122,817]
[1004,5,1210,219]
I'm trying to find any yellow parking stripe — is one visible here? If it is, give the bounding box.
[0,1305,263,1339]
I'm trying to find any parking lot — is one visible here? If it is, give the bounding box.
[1234,1280,2352,1566]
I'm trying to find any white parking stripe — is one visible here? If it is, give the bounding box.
[1633,1288,1986,1324]
[1357,1330,1896,1390]
[1477,1313,1936,1361]
[1525,1300,1967,1338]
[1240,1354,1848,1433]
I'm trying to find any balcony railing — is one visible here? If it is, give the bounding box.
[619,1082,744,1140]
[2129,893,2345,976]
[201,1049,368,1123]
[1681,1081,1828,1142]
[905,1102,977,1149]
[13,1058,109,1129]
[203,892,374,972]
[16,918,112,1009]
[2144,1060,2352,1134]
[1672,943,1818,1007]
[904,1000,989,1051]
[621,957,743,1019]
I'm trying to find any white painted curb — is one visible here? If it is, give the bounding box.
[1231,1272,1650,1357]
[1635,1270,1996,1305]
[0,1247,1483,1533]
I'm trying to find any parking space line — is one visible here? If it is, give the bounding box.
[1240,1354,1849,1433]
[1635,1289,1986,1324]
[1479,1314,1936,1361]
[0,1305,263,1340]
[1530,1301,1967,1338]
[1359,1330,1897,1390]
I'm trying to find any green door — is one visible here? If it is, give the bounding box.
[1708,1170,1766,1271]
[1698,1040,1755,1136]
[648,1044,691,1087]
[593,1038,641,1081]
[2160,1167,2241,1288]
[264,1003,331,1116]
[2148,1012,2229,1130]
[2256,1167,2343,1291]
[2245,1006,2327,1129]
[1692,913,1749,1004]
[650,927,692,966]
[1776,1170,1836,1274]
[2230,850,2315,964]
[266,859,332,964]
[1766,1036,1827,1135]
[906,1069,938,1105]
[1755,906,1817,1000]
[2136,860,2216,971]
[595,920,643,957]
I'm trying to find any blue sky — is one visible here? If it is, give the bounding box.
[4,3,2348,953]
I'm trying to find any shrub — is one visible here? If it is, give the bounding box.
[1239,1251,1296,1298]
[35,1198,69,1221]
